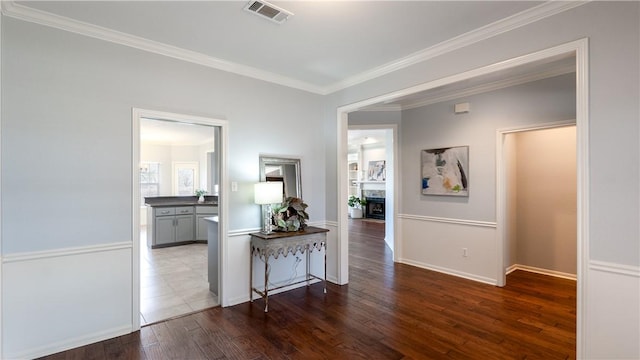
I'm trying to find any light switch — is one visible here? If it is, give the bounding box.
[231,182,238,192]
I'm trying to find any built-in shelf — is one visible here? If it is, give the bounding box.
[353,181,386,184]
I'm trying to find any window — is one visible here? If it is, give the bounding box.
[140,162,160,204]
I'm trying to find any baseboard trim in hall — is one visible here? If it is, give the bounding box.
[507,264,577,280]
[7,325,131,360]
[399,258,497,286]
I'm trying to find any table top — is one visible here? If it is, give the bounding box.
[250,226,329,240]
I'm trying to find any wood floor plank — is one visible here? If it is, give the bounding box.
[39,219,576,359]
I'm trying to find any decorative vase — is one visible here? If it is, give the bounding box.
[198,195,205,203]
[350,207,363,219]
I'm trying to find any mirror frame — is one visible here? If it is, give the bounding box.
[259,155,302,199]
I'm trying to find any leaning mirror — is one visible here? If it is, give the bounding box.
[259,155,302,199]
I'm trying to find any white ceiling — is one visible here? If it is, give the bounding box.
[8,0,557,94]
[348,128,387,152]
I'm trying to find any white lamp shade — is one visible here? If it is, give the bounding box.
[254,182,283,205]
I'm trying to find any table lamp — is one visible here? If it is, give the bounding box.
[254,182,283,234]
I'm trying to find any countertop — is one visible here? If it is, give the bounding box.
[145,196,218,207]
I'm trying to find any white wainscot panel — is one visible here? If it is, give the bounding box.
[2,246,133,359]
[398,215,498,284]
[585,263,640,359]
[323,222,338,284]
[226,232,252,306]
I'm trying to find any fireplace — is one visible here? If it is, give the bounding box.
[365,197,385,220]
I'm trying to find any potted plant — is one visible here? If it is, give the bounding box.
[195,189,207,203]
[348,195,367,219]
[272,197,309,232]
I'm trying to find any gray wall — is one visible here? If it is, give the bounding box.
[401,74,576,221]
[1,17,326,254]
[349,110,402,126]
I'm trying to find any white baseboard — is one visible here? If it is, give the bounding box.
[8,325,131,360]
[399,258,497,285]
[506,264,577,280]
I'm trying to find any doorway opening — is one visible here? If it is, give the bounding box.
[347,126,396,256]
[132,109,227,328]
[336,39,588,354]
[500,124,577,285]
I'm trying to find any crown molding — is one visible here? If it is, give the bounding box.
[0,1,325,94]
[323,1,587,94]
[400,61,576,110]
[1,1,587,96]
[356,61,575,112]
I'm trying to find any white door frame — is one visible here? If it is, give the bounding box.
[131,108,229,330]
[495,119,577,286]
[336,38,589,357]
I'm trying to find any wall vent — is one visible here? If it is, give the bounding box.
[244,0,293,24]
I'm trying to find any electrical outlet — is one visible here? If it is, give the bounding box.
[463,248,468,257]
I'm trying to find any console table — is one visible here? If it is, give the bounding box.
[249,226,329,312]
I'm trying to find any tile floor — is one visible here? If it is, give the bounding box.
[140,227,219,325]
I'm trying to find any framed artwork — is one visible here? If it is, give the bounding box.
[367,160,386,181]
[173,161,199,196]
[421,146,468,196]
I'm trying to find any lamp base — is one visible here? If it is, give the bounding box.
[261,204,273,234]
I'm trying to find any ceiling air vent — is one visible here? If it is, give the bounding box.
[244,0,293,24]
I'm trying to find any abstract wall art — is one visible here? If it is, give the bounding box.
[421,146,469,196]
[367,160,386,181]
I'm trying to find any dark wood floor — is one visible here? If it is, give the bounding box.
[41,220,576,359]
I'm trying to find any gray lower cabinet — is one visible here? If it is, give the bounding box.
[147,205,218,248]
[196,206,218,240]
[148,206,195,247]
[155,215,176,245]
